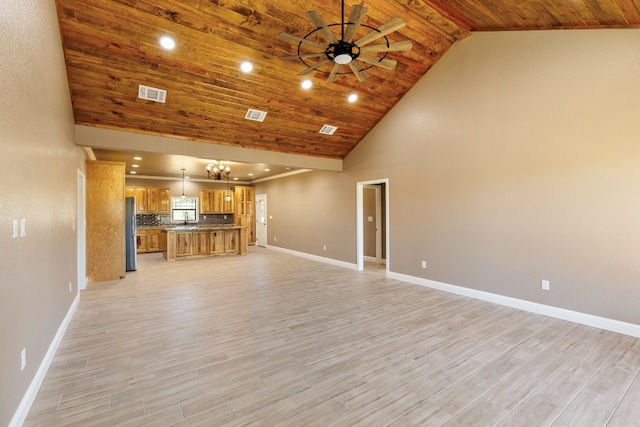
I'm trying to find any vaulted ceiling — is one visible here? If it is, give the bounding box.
[55,0,640,175]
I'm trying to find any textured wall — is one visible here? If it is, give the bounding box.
[86,161,125,282]
[255,171,357,263]
[345,29,640,324]
[255,29,640,326]
[0,0,80,424]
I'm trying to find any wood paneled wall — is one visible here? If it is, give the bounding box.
[86,160,125,282]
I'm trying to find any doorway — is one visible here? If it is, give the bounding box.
[77,170,86,291]
[255,194,267,248]
[363,185,383,264]
[357,179,389,272]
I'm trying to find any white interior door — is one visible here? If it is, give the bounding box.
[255,194,267,247]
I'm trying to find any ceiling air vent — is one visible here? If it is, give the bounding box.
[138,85,167,103]
[245,109,267,122]
[319,125,338,135]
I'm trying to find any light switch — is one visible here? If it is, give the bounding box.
[12,219,18,238]
[368,216,374,222]
[20,219,26,237]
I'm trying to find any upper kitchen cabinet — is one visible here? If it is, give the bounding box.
[200,189,234,214]
[87,160,126,282]
[126,186,170,214]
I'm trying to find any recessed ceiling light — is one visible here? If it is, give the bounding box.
[248,173,254,177]
[130,171,137,174]
[233,177,238,181]
[132,164,139,168]
[348,93,358,103]
[134,156,142,161]
[240,61,253,73]
[159,36,176,50]
[264,168,270,172]
[301,79,312,90]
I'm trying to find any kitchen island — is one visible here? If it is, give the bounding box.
[161,225,247,261]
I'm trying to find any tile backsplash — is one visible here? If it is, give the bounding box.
[136,213,234,228]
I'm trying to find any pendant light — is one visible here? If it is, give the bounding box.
[180,168,186,198]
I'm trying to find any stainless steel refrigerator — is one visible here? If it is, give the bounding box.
[125,197,137,271]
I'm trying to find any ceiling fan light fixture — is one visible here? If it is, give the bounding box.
[334,53,353,65]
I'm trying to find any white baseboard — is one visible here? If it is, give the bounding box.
[266,245,359,270]
[9,292,80,427]
[388,271,640,339]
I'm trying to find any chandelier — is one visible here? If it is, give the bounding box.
[206,162,230,180]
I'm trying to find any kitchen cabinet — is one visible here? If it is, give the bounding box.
[136,231,148,252]
[162,226,247,261]
[147,228,162,251]
[210,230,225,254]
[176,232,192,257]
[192,230,209,255]
[200,189,234,214]
[224,229,238,253]
[234,186,255,245]
[134,187,147,213]
[136,228,163,253]
[126,186,170,214]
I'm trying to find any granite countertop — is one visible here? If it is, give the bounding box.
[163,225,243,231]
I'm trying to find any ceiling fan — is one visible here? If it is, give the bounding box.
[279,0,412,83]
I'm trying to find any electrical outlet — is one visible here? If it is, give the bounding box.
[21,348,26,371]
[421,260,427,269]
[273,236,277,242]
[69,281,72,293]
[323,245,326,251]
[541,280,550,291]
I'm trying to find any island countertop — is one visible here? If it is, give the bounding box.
[163,225,243,231]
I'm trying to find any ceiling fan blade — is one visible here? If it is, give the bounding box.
[280,52,327,61]
[360,40,413,53]
[297,59,331,76]
[306,11,338,43]
[327,63,341,83]
[347,62,369,82]
[279,32,326,50]
[343,4,369,42]
[357,54,397,70]
[355,16,406,47]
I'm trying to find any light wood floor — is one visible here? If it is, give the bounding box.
[25,248,640,426]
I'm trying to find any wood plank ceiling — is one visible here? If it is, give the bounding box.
[55,0,640,162]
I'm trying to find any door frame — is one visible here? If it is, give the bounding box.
[255,193,267,248]
[357,178,389,272]
[77,169,86,291]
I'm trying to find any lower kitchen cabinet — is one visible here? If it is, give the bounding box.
[136,228,164,253]
[162,227,247,261]
[192,230,209,255]
[147,229,162,252]
[176,232,192,257]
[210,230,225,254]
[136,232,148,253]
